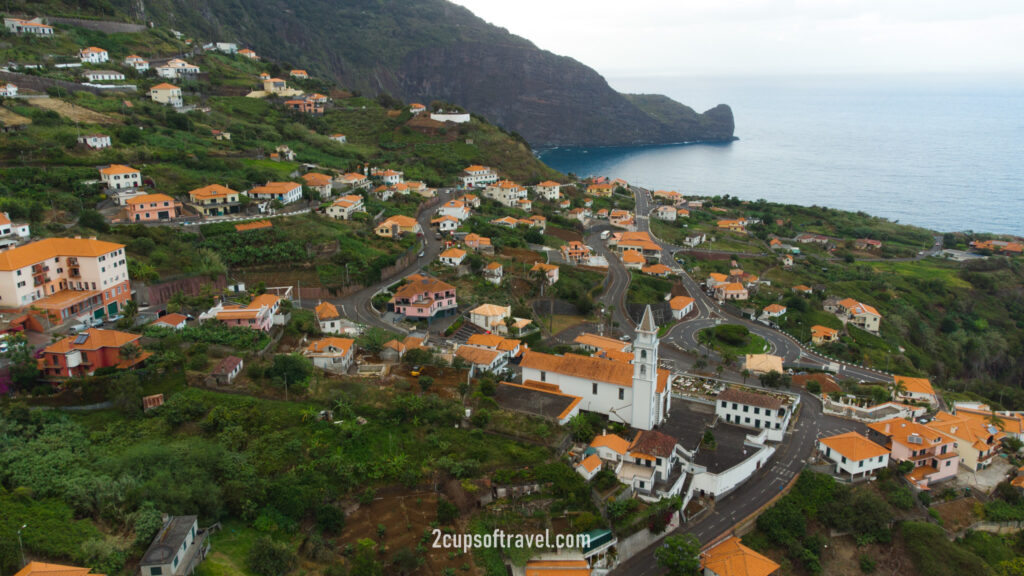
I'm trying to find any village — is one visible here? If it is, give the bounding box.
[3,13,1024,576]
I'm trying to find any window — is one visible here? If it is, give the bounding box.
[859,460,864,468]
[618,388,624,400]
[641,350,647,359]
[732,403,738,410]
[744,417,750,424]
[721,401,727,408]
[755,419,760,428]
[592,383,598,395]
[150,568,163,576]
[656,458,662,466]
[743,406,749,413]
[640,365,646,375]
[754,407,760,415]
[639,481,645,489]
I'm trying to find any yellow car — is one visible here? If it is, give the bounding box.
[410,366,421,377]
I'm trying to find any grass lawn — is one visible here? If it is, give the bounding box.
[543,314,589,335]
[867,260,973,289]
[194,520,263,576]
[700,326,771,356]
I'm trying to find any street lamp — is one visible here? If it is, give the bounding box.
[17,524,27,568]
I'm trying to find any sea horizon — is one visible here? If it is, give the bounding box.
[538,73,1024,236]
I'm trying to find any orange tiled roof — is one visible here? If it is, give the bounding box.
[455,345,503,366]
[763,304,786,314]
[537,180,561,187]
[379,215,419,228]
[0,237,124,271]
[641,264,671,275]
[392,274,454,300]
[125,193,174,205]
[152,313,187,327]
[315,301,340,320]
[440,248,466,259]
[149,82,179,91]
[820,431,889,461]
[701,536,780,576]
[306,337,354,355]
[868,418,956,449]
[520,350,632,387]
[99,164,138,175]
[670,295,695,310]
[189,184,237,200]
[839,297,882,318]
[14,561,104,576]
[793,284,812,292]
[629,429,678,459]
[574,333,630,352]
[44,328,139,354]
[525,559,590,576]
[301,172,332,187]
[622,249,645,264]
[894,375,935,396]
[929,411,1004,450]
[249,182,300,197]
[591,433,630,455]
[579,453,601,472]
[811,325,839,339]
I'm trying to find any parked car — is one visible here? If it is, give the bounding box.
[410,366,421,377]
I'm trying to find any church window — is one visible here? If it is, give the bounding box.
[641,350,647,360]
[640,365,646,375]
[619,388,624,400]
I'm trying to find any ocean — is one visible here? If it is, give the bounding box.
[537,75,1024,236]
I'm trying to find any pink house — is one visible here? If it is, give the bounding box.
[214,294,281,331]
[125,193,181,222]
[388,274,457,319]
[868,418,959,489]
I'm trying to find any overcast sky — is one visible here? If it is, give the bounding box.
[449,0,1024,77]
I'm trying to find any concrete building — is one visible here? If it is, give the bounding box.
[715,387,795,442]
[818,431,890,480]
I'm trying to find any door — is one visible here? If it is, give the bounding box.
[107,302,119,315]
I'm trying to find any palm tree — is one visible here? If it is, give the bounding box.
[987,411,1006,431]
[119,343,142,368]
[891,378,907,402]
[741,369,751,384]
[698,329,716,355]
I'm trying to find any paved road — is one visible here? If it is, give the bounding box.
[610,389,867,575]
[304,189,455,334]
[628,186,891,383]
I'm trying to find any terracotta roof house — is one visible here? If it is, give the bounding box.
[818,431,890,479]
[701,536,780,576]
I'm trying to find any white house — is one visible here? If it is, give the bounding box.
[4,17,54,35]
[715,387,796,442]
[669,295,695,320]
[439,248,467,267]
[156,59,200,78]
[818,431,890,480]
[483,180,527,208]
[683,233,706,248]
[654,205,677,221]
[437,200,471,221]
[0,212,30,239]
[535,181,561,200]
[151,313,188,330]
[455,345,507,375]
[330,133,347,143]
[83,70,125,82]
[326,195,365,220]
[124,55,149,71]
[147,83,182,107]
[314,301,342,334]
[99,164,142,190]
[519,306,671,431]
[213,356,243,384]
[0,83,19,97]
[893,375,939,407]
[247,181,303,205]
[77,134,111,149]
[139,516,206,576]
[616,429,687,500]
[79,46,109,63]
[377,169,403,186]
[215,42,238,54]
[482,261,503,285]
[459,165,499,188]
[469,303,511,332]
[431,216,459,233]
[304,337,356,374]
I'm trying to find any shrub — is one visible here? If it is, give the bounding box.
[437,497,459,525]
[247,536,296,576]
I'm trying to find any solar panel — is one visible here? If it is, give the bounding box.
[73,333,89,345]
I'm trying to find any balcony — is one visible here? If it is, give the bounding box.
[69,268,81,279]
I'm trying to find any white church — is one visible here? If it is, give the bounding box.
[519,305,671,430]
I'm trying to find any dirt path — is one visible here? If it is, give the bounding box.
[0,106,31,127]
[28,97,119,124]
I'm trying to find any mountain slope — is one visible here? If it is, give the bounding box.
[118,0,736,147]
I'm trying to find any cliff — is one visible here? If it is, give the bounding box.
[114,0,735,148]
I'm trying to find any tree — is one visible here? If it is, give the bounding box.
[418,376,434,392]
[120,342,143,366]
[2,332,39,391]
[654,534,701,575]
[567,412,595,442]
[357,327,398,354]
[759,370,791,388]
[741,369,750,384]
[247,536,296,576]
[267,354,313,388]
[78,209,109,232]
[390,547,422,575]
[110,372,143,415]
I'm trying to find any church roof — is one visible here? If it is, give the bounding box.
[638,304,657,332]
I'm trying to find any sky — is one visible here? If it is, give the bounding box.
[449,0,1024,78]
